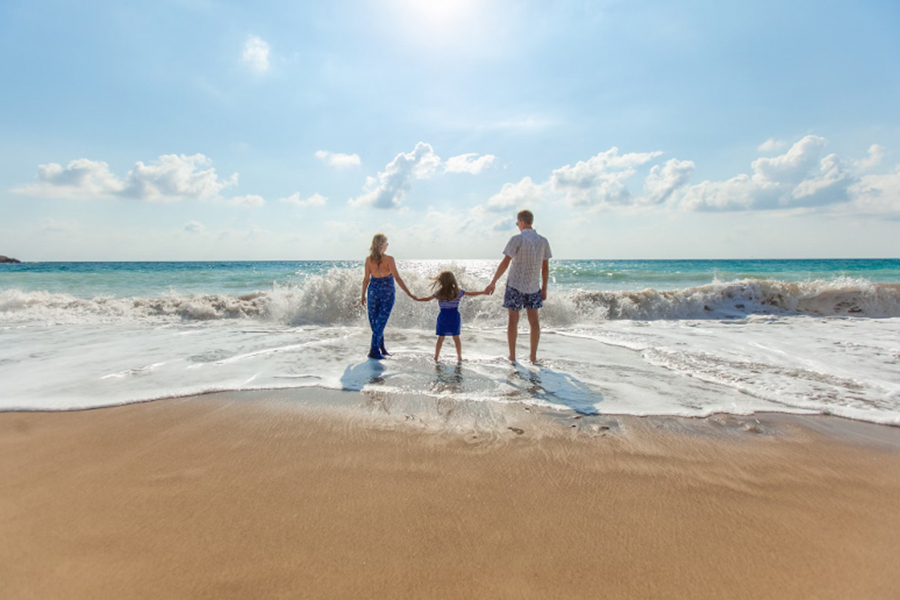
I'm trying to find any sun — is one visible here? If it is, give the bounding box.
[391,0,485,44]
[401,0,477,26]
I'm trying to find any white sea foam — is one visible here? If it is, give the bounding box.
[3,270,900,425]
[3,272,900,327]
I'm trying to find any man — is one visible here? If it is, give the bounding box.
[484,209,552,363]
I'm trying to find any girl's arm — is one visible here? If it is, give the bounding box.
[360,258,370,306]
[388,256,415,298]
[465,289,489,297]
[413,295,434,302]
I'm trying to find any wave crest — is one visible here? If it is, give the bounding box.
[2,273,899,326]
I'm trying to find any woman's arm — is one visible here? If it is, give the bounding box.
[360,258,371,306]
[387,256,415,298]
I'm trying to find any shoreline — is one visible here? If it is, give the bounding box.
[4,386,899,448]
[2,389,900,599]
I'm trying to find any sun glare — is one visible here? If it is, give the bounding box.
[391,0,485,46]
[403,0,476,25]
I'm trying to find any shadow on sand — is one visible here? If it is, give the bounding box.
[507,363,602,415]
[339,359,387,391]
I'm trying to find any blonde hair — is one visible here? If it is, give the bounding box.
[369,233,388,264]
[431,270,460,302]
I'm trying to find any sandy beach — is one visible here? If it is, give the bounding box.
[2,389,899,600]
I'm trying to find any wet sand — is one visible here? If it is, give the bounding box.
[2,390,899,600]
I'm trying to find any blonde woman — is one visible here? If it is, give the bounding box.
[361,233,414,359]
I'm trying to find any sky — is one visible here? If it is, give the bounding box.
[1,0,899,261]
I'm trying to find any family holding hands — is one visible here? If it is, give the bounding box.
[361,210,552,364]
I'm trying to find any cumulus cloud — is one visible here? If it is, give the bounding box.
[752,135,828,185]
[229,194,265,207]
[680,135,853,211]
[444,153,496,174]
[855,144,885,172]
[643,158,695,205]
[122,154,238,202]
[315,150,361,168]
[489,216,518,232]
[13,154,241,203]
[349,142,441,209]
[14,159,124,199]
[550,148,662,207]
[243,35,270,73]
[485,177,544,212]
[758,138,789,152]
[280,192,327,207]
[850,166,900,214]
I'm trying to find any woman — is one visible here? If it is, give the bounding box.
[361,233,414,360]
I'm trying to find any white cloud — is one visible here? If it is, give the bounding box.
[680,136,853,211]
[490,216,517,232]
[758,138,788,152]
[13,159,124,199]
[855,144,885,172]
[242,35,270,73]
[315,150,361,168]
[550,147,662,207]
[229,194,265,207]
[751,135,827,185]
[349,142,440,209]
[280,192,327,207]
[184,221,206,234]
[849,166,900,214]
[13,154,240,203]
[679,174,773,211]
[643,158,695,205]
[122,154,238,202]
[485,177,544,212]
[444,153,496,174]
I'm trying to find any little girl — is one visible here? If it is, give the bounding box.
[414,271,486,362]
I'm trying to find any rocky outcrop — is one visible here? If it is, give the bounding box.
[0,255,21,263]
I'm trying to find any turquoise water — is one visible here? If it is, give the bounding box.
[3,259,898,298]
[3,258,900,422]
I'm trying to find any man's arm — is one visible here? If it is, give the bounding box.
[484,255,512,295]
[541,259,549,301]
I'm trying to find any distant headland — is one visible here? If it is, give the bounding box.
[0,255,21,263]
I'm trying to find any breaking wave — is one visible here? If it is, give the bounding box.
[2,270,899,327]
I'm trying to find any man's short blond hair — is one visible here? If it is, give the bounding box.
[517,210,534,226]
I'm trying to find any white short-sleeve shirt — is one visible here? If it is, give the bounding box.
[503,228,552,294]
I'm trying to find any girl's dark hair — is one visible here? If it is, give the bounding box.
[431,270,459,302]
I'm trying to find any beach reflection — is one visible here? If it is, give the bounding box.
[432,362,463,393]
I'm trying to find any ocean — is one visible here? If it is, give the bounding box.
[2,259,899,425]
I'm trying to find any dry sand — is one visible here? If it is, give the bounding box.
[2,390,899,600]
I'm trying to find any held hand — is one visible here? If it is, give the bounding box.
[484,282,496,295]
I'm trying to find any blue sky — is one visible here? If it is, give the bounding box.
[2,0,899,260]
